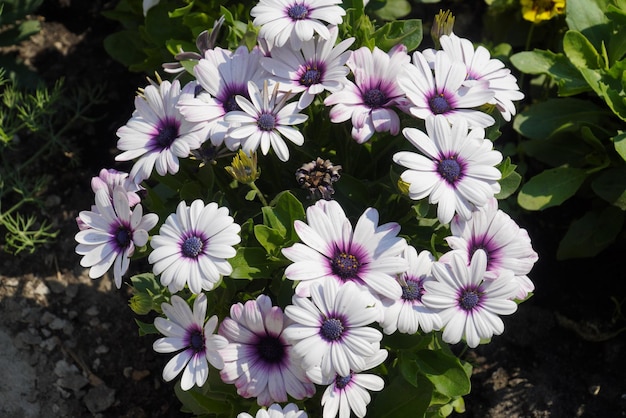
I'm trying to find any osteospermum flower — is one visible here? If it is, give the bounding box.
[177,46,268,148]
[148,199,241,294]
[295,157,342,200]
[75,186,158,288]
[91,168,142,208]
[324,45,411,143]
[260,25,355,109]
[433,33,525,122]
[251,0,345,49]
[441,198,538,300]
[422,250,519,348]
[115,79,207,183]
[237,403,308,418]
[283,280,383,379]
[399,49,495,128]
[224,81,308,162]
[219,295,316,406]
[379,246,443,335]
[282,199,408,299]
[393,115,503,225]
[153,294,228,391]
[307,350,387,418]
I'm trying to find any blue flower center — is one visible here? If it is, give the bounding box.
[459,290,481,311]
[300,66,321,87]
[256,336,285,364]
[154,120,179,149]
[115,226,131,248]
[363,88,386,108]
[335,373,353,389]
[331,252,360,280]
[401,278,424,302]
[258,113,276,131]
[429,94,452,114]
[320,317,344,342]
[287,3,308,20]
[437,157,462,184]
[189,330,205,352]
[181,236,204,258]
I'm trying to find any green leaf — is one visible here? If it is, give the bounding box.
[563,30,604,70]
[254,224,286,256]
[134,319,159,336]
[266,191,306,242]
[103,30,148,68]
[517,166,588,210]
[372,19,423,52]
[612,131,626,162]
[372,0,411,20]
[229,247,277,279]
[413,349,472,398]
[591,167,626,209]
[557,205,625,259]
[496,170,521,199]
[371,375,432,418]
[565,0,610,51]
[174,383,234,416]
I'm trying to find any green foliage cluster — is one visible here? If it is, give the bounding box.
[510,0,626,259]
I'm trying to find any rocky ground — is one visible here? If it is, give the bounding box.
[1,1,625,417]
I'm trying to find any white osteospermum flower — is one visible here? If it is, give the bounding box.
[422,250,519,348]
[399,49,495,128]
[75,186,158,288]
[251,0,346,49]
[237,403,308,418]
[393,115,503,225]
[148,199,241,294]
[153,294,228,391]
[260,25,355,109]
[115,80,207,183]
[441,198,538,300]
[282,199,408,300]
[283,280,383,379]
[218,295,316,406]
[379,246,443,335]
[224,81,308,162]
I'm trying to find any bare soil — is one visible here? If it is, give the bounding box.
[1,1,625,417]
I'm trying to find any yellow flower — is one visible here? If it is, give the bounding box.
[521,0,566,23]
[225,150,260,185]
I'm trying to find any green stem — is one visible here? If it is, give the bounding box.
[250,181,269,207]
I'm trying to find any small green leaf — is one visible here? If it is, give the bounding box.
[496,170,521,199]
[591,167,626,209]
[254,224,286,255]
[229,247,276,279]
[563,30,604,70]
[372,19,423,52]
[134,319,159,336]
[612,131,626,161]
[517,167,588,211]
[413,349,472,398]
[566,0,610,51]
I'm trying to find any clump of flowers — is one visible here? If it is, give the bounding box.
[76,3,534,417]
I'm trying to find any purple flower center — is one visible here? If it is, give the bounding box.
[429,94,452,114]
[300,66,322,86]
[256,335,286,364]
[363,88,386,108]
[181,236,204,258]
[189,329,205,353]
[335,373,352,389]
[331,252,361,280]
[459,289,481,311]
[258,113,276,131]
[224,95,242,112]
[153,119,179,149]
[470,242,493,268]
[287,3,308,20]
[320,317,344,342]
[437,156,462,184]
[401,277,424,302]
[115,226,132,248]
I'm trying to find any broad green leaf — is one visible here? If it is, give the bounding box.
[175,383,234,416]
[254,224,286,255]
[521,134,596,168]
[612,131,626,161]
[103,30,148,68]
[372,0,411,20]
[371,375,432,417]
[267,191,306,242]
[229,247,275,279]
[566,0,610,51]
[563,30,604,70]
[517,167,588,211]
[496,170,521,199]
[0,19,40,47]
[414,349,472,398]
[591,167,626,209]
[134,319,159,336]
[372,19,423,52]
[514,98,608,140]
[597,76,626,122]
[557,205,625,259]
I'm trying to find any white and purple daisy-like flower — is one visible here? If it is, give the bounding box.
[251,0,346,49]
[115,79,207,183]
[398,49,495,128]
[307,350,387,418]
[282,199,408,300]
[435,33,524,122]
[283,280,383,379]
[324,45,411,144]
[75,186,158,288]
[379,246,443,335]
[90,168,142,208]
[260,26,355,109]
[153,294,228,391]
[237,403,309,418]
[441,198,538,300]
[148,199,241,294]
[422,249,519,348]
[224,81,308,162]
[393,115,503,225]
[177,46,268,148]
[219,294,316,406]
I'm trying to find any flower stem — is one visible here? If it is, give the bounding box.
[250,181,269,207]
